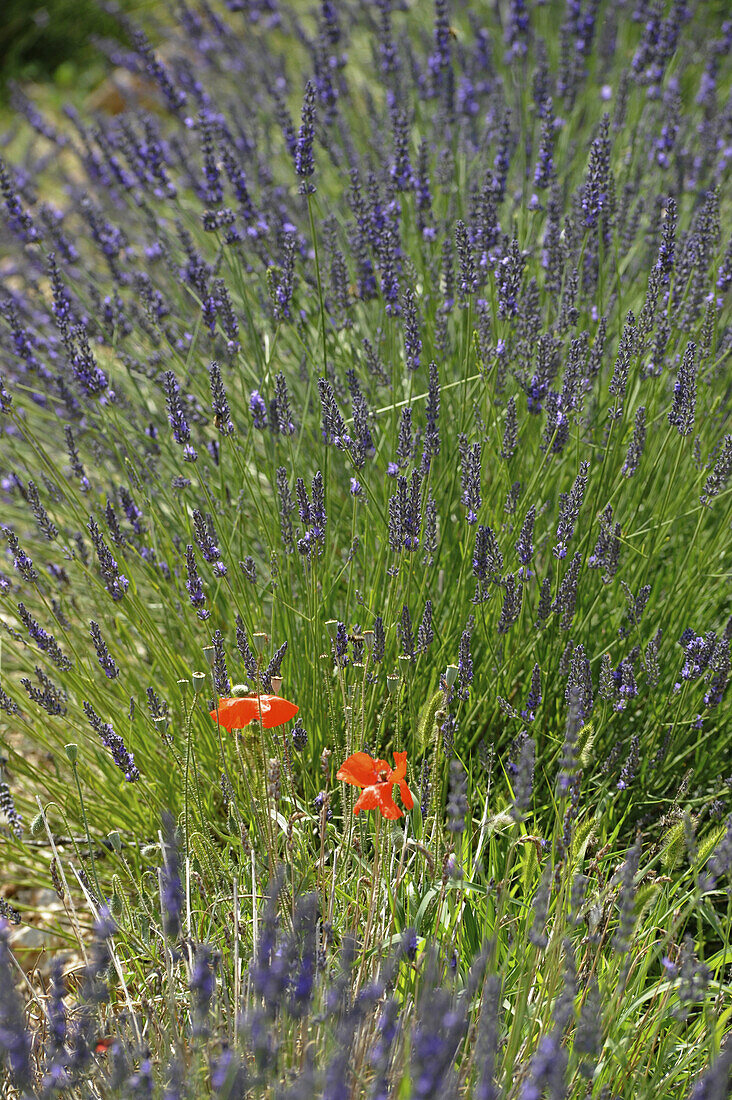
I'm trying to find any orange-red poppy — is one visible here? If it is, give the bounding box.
[336,750,414,820]
[210,694,298,730]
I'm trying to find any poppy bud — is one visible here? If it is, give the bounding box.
[444,664,459,688]
[107,831,122,851]
[324,619,338,639]
[30,812,45,837]
[65,743,78,764]
[231,683,250,697]
[110,883,124,918]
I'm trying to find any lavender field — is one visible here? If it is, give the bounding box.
[0,1,731,1096]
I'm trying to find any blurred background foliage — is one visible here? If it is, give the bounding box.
[2,0,729,104]
[0,0,148,101]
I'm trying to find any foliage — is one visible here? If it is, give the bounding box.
[0,0,730,1096]
[0,0,144,99]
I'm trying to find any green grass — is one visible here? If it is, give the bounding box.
[0,0,730,1095]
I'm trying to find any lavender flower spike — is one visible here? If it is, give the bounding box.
[3,526,38,583]
[294,80,317,193]
[87,517,129,601]
[163,369,197,462]
[668,342,697,436]
[209,361,234,435]
[212,629,231,696]
[0,921,33,1090]
[89,621,119,679]
[83,701,140,782]
[161,812,182,941]
[701,435,732,505]
[185,545,210,620]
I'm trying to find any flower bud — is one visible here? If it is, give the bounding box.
[110,886,124,919]
[444,665,459,688]
[65,743,78,765]
[231,683,250,697]
[30,812,45,837]
[107,831,122,851]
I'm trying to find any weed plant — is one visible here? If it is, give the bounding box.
[0,0,730,1096]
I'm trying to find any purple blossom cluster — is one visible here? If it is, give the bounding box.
[0,2,729,1091]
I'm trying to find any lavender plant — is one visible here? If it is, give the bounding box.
[0,0,730,1095]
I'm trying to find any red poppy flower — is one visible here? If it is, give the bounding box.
[336,750,414,820]
[210,694,298,730]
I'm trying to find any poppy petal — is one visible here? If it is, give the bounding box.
[210,696,262,730]
[353,786,381,814]
[389,751,408,783]
[398,779,415,811]
[374,785,403,819]
[337,752,381,788]
[244,695,272,724]
[259,695,299,728]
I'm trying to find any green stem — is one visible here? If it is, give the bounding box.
[356,810,382,992]
[307,192,328,377]
[70,758,104,905]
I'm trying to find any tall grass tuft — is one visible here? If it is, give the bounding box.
[0,0,730,1096]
